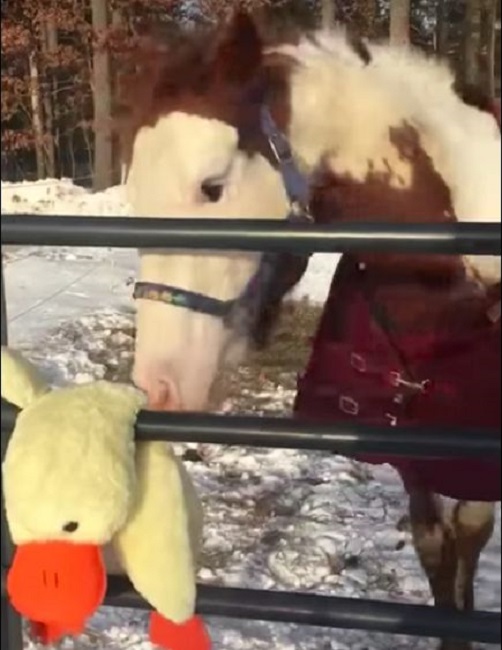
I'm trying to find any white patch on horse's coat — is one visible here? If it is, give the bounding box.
[127,113,290,410]
[272,33,413,186]
[273,31,501,283]
[455,501,497,531]
[127,113,239,215]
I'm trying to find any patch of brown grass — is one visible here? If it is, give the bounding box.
[250,298,323,373]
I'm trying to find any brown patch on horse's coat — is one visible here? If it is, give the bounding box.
[308,123,500,332]
[311,123,455,232]
[120,38,243,132]
[118,12,294,174]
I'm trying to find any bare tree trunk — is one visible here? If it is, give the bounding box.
[463,0,483,88]
[91,0,113,191]
[28,52,46,179]
[320,0,336,29]
[111,7,127,185]
[480,0,497,96]
[83,127,95,183]
[436,0,450,56]
[389,0,411,46]
[69,133,77,179]
[359,0,377,38]
[42,17,58,177]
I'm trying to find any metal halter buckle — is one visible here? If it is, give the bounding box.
[267,134,294,165]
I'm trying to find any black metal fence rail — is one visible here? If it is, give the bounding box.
[2,401,500,458]
[2,215,501,254]
[1,215,501,650]
[105,577,501,644]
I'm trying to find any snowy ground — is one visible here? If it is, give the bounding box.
[2,179,500,650]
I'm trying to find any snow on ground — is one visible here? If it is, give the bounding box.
[2,178,129,218]
[2,179,500,650]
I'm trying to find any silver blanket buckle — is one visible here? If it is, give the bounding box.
[390,371,430,393]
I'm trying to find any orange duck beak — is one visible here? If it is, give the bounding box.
[7,541,106,643]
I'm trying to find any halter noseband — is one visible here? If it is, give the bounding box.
[133,105,313,334]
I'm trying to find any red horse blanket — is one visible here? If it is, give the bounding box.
[293,259,500,502]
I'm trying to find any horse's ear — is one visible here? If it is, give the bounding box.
[212,11,262,84]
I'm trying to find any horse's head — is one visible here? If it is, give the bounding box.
[122,12,300,410]
[123,11,501,411]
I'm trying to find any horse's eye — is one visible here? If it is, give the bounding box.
[201,181,223,203]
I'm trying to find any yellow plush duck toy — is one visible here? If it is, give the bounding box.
[1,346,210,650]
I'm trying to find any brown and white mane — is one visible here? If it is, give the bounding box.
[120,13,501,649]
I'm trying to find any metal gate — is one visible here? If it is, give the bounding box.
[1,214,501,649]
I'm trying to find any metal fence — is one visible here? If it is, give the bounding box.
[1,215,501,649]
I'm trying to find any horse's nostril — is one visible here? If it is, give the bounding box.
[133,365,181,411]
[62,521,79,533]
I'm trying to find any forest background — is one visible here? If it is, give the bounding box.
[2,0,500,190]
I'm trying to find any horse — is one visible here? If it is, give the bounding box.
[119,12,501,650]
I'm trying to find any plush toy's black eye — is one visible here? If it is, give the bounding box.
[62,521,79,533]
[201,181,223,202]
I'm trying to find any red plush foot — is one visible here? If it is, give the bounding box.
[30,619,85,645]
[149,612,211,650]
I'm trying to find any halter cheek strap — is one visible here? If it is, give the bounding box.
[259,105,313,221]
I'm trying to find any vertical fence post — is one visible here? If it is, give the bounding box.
[1,257,23,650]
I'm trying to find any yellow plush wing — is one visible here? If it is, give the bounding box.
[112,441,203,623]
[1,347,49,409]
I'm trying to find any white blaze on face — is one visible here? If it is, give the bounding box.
[127,112,289,411]
[127,112,239,214]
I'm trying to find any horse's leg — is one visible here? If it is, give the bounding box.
[408,490,496,650]
[451,501,496,613]
[407,487,464,650]
[443,501,496,650]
